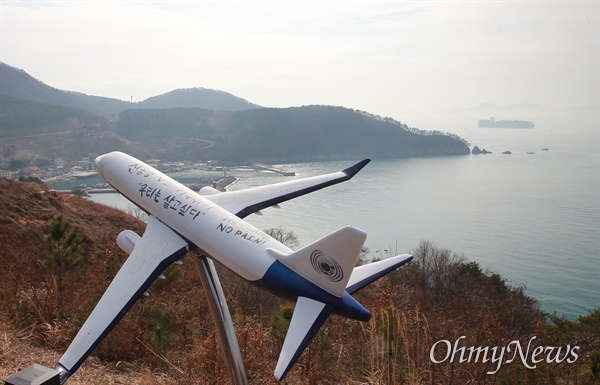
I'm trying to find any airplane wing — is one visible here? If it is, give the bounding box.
[202,159,370,218]
[274,297,333,381]
[56,215,190,381]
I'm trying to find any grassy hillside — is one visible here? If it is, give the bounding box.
[1,178,598,384]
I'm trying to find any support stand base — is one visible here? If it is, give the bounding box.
[4,364,60,385]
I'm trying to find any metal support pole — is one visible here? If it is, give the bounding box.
[193,255,248,385]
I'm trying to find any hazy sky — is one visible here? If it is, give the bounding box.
[1,1,598,119]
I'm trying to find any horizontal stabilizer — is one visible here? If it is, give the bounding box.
[346,254,413,294]
[271,226,366,297]
[274,297,332,380]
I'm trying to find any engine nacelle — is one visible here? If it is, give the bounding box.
[199,186,221,196]
[116,230,141,254]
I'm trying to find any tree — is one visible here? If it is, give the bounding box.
[44,215,82,309]
[264,226,299,249]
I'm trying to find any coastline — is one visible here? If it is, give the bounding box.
[214,176,236,191]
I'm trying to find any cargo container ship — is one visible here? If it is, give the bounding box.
[478,116,535,128]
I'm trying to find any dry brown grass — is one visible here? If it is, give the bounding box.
[0,316,175,384]
[1,178,595,384]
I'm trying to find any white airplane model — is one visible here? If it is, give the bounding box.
[55,151,412,382]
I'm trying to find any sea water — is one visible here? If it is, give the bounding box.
[86,118,599,319]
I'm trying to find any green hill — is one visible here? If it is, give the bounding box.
[1,62,469,164]
[1,63,260,116]
[0,95,105,138]
[0,63,87,110]
[117,106,470,163]
[137,88,261,111]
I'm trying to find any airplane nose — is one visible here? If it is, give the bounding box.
[94,154,106,172]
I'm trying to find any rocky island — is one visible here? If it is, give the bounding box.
[471,146,492,154]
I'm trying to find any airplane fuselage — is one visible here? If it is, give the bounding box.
[95,152,290,279]
[95,152,370,321]
[56,151,410,383]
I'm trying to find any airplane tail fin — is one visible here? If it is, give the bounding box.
[272,226,367,298]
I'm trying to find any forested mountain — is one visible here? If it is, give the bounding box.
[65,91,131,116]
[1,63,260,116]
[1,62,469,164]
[136,88,261,111]
[117,106,470,163]
[0,63,86,109]
[0,95,105,138]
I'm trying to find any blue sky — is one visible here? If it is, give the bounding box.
[1,1,598,119]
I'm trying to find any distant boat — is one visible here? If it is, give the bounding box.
[541,148,549,151]
[527,152,535,155]
[478,116,535,128]
[502,150,512,154]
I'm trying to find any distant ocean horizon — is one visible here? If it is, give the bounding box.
[85,117,598,320]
